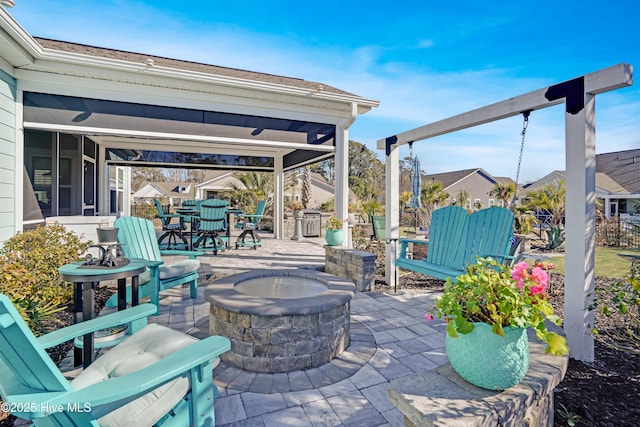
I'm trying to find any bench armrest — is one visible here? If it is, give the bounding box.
[399,238,429,259]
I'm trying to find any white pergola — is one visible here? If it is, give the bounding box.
[377,63,633,361]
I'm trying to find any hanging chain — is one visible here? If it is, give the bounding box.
[511,110,531,206]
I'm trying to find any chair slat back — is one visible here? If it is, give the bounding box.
[426,206,470,270]
[251,200,267,227]
[0,294,71,399]
[199,199,229,232]
[115,216,163,262]
[464,207,514,265]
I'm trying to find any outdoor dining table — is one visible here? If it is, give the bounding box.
[176,208,200,251]
[58,258,147,368]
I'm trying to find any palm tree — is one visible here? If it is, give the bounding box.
[490,182,517,207]
[421,180,449,224]
[453,189,471,210]
[524,179,566,227]
[229,171,273,212]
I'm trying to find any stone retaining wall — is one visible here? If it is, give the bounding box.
[324,245,376,292]
[387,340,568,427]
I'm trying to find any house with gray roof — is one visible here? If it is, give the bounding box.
[0,8,378,242]
[519,149,640,219]
[423,167,506,210]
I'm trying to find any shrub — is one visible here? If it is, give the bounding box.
[591,264,640,354]
[0,224,90,334]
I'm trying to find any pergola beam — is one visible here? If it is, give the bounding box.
[377,63,632,149]
[378,63,633,362]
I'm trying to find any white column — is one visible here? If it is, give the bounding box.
[385,144,400,289]
[14,88,23,233]
[564,93,596,362]
[274,155,284,239]
[335,126,349,245]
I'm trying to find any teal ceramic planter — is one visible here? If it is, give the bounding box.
[445,322,529,390]
[325,229,344,246]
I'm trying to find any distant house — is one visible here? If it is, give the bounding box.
[132,182,196,206]
[519,149,640,219]
[195,171,247,200]
[423,168,506,210]
[596,149,640,219]
[285,172,347,209]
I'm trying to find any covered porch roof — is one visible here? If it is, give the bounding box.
[0,8,379,242]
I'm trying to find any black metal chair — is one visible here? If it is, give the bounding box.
[154,199,187,249]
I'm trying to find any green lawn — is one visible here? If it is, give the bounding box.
[547,246,638,278]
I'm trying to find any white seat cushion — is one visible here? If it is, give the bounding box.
[158,259,199,280]
[71,323,198,427]
[137,259,200,284]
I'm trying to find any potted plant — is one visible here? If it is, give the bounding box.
[425,257,569,390]
[325,214,344,246]
[348,202,359,225]
[290,201,305,218]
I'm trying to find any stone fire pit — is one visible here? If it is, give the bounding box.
[205,269,355,373]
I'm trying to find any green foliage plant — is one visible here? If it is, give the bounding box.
[325,215,344,231]
[591,265,640,354]
[425,257,569,356]
[0,224,90,334]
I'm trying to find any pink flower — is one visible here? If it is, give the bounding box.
[530,283,547,294]
[511,262,529,289]
[424,313,434,321]
[530,267,549,287]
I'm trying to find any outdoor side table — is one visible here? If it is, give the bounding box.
[58,259,147,368]
[225,208,243,248]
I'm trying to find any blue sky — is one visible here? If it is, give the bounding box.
[6,0,639,183]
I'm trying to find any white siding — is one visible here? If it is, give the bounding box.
[0,69,16,242]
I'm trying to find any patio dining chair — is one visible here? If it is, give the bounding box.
[235,199,267,249]
[154,198,187,249]
[105,216,203,312]
[0,294,231,427]
[194,198,229,255]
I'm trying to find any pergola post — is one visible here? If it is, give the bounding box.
[385,143,400,288]
[335,125,349,244]
[274,155,284,239]
[564,93,596,361]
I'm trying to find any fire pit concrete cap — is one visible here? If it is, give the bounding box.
[205,269,355,316]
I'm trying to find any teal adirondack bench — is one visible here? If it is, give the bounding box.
[0,294,230,426]
[397,206,514,281]
[105,216,204,312]
[235,199,267,249]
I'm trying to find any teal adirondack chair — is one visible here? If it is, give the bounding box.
[235,199,266,249]
[105,216,203,312]
[397,206,514,281]
[194,199,229,255]
[154,199,187,249]
[0,294,230,426]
